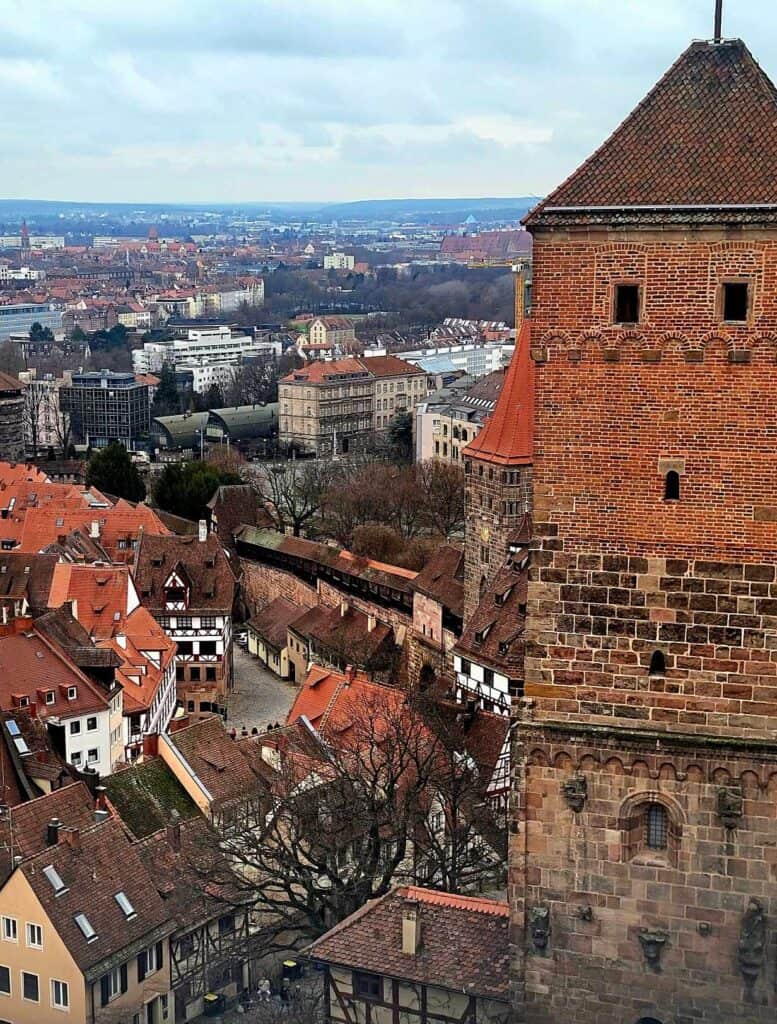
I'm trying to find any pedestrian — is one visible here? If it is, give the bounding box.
[251,726,259,735]
[241,725,249,737]
[229,727,237,740]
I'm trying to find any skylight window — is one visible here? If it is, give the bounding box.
[74,913,97,942]
[114,891,136,920]
[43,865,68,896]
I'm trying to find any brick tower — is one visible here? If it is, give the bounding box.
[512,39,777,1023]
[462,267,533,623]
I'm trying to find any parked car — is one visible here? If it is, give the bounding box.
[235,629,248,648]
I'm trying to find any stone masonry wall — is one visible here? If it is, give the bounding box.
[240,559,317,616]
[463,457,532,622]
[511,726,777,1024]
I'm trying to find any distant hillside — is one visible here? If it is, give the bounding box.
[315,196,540,224]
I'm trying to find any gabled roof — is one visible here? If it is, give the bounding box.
[134,533,235,613]
[247,597,305,651]
[102,757,199,840]
[463,320,533,466]
[526,39,777,226]
[19,817,173,977]
[0,783,96,876]
[164,716,264,808]
[411,545,464,620]
[305,885,509,1001]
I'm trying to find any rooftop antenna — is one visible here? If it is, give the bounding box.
[713,0,723,42]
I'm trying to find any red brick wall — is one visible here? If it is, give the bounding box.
[530,235,777,562]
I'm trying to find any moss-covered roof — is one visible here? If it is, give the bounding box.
[103,757,199,839]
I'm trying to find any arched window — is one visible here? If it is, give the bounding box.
[649,650,666,677]
[645,803,668,850]
[664,470,680,500]
[620,794,682,866]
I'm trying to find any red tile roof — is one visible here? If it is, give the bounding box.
[464,320,533,465]
[164,716,264,809]
[18,502,169,562]
[247,597,304,651]
[281,356,367,384]
[356,355,424,378]
[305,884,509,1001]
[526,39,777,224]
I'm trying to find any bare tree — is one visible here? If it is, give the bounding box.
[416,459,466,538]
[54,408,73,457]
[256,460,337,537]
[22,381,45,458]
[196,692,506,951]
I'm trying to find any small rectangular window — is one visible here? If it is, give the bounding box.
[614,284,640,324]
[723,281,749,322]
[22,972,39,1003]
[86,716,97,731]
[0,919,15,943]
[0,963,9,994]
[52,978,69,1009]
[354,971,382,1001]
[69,721,81,735]
[25,923,42,948]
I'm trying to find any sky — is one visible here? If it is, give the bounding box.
[0,0,774,205]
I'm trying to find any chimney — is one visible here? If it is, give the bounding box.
[60,827,81,851]
[90,520,100,539]
[402,899,422,955]
[340,599,348,618]
[142,733,159,758]
[94,809,109,824]
[198,519,208,543]
[46,817,61,847]
[166,810,181,852]
[344,664,355,686]
[367,613,376,634]
[82,766,99,797]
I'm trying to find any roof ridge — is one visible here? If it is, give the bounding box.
[401,885,509,916]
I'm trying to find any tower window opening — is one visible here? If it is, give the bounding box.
[649,650,666,677]
[664,470,680,501]
[723,282,749,322]
[645,803,668,850]
[614,284,640,324]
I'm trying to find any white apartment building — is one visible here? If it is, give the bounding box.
[172,326,268,364]
[18,371,67,453]
[391,342,514,380]
[323,252,355,270]
[132,341,173,375]
[176,362,236,394]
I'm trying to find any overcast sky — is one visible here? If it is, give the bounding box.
[1,0,774,204]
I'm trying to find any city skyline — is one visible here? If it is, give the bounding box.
[2,0,774,204]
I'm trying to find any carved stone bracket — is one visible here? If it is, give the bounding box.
[528,905,551,955]
[717,786,743,830]
[638,929,668,972]
[738,898,766,984]
[561,774,587,813]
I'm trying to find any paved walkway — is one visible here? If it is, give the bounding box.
[225,647,298,734]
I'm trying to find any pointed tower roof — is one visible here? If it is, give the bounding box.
[464,320,533,466]
[525,39,777,227]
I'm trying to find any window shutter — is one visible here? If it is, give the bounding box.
[100,975,109,1007]
[137,950,147,982]
[120,963,128,994]
[156,941,163,969]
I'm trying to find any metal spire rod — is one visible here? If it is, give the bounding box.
[714,0,723,42]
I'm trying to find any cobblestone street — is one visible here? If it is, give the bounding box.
[225,646,298,733]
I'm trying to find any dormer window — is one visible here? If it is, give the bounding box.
[614,284,640,324]
[45,691,55,705]
[67,687,77,700]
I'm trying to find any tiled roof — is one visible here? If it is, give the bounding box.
[102,757,198,839]
[247,597,304,651]
[526,39,777,225]
[235,527,417,592]
[165,716,264,808]
[133,533,235,613]
[305,885,509,1001]
[20,817,173,976]
[464,321,533,466]
[0,372,22,392]
[356,355,425,378]
[410,545,464,619]
[0,627,110,718]
[280,356,367,384]
[0,783,96,874]
[18,502,169,562]
[287,666,408,743]
[454,541,529,677]
[0,552,56,613]
[289,603,392,665]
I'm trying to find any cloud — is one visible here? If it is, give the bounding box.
[0,0,774,201]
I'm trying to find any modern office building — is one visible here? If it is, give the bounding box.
[0,302,62,341]
[59,370,150,449]
[0,372,25,460]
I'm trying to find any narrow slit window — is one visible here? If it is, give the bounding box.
[645,803,668,850]
[723,282,748,322]
[614,284,640,324]
[649,650,666,676]
[664,471,680,501]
